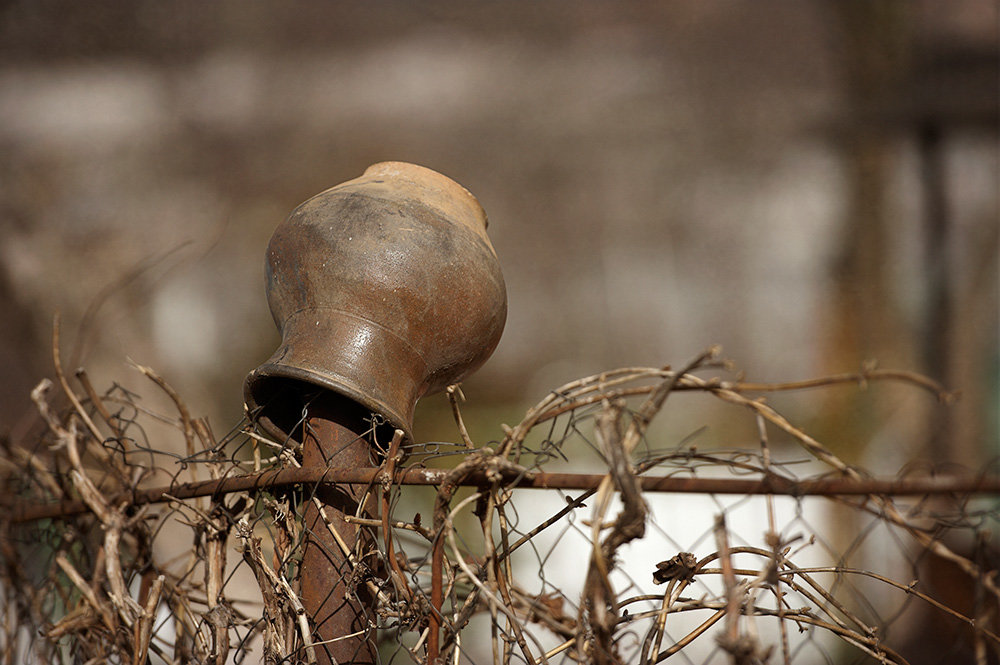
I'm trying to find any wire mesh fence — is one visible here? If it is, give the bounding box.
[2,345,998,664]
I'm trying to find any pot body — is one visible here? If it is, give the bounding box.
[245,162,507,441]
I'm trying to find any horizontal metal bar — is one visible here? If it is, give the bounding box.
[7,467,1000,524]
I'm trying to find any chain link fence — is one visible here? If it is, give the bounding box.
[2,346,997,664]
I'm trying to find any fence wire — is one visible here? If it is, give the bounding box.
[1,349,998,665]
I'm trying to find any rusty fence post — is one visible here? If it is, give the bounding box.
[300,398,379,663]
[245,162,507,664]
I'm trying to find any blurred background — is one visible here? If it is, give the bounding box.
[0,0,996,467]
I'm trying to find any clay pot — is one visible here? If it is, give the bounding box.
[245,162,507,442]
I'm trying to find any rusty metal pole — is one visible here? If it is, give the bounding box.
[244,162,507,664]
[300,398,377,664]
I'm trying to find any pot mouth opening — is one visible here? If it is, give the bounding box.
[245,374,399,457]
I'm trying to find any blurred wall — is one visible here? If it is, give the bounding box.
[0,0,996,464]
